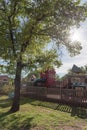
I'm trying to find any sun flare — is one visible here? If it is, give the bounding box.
[69,28,81,42]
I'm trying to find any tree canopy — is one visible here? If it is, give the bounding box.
[0,0,87,112]
[0,0,87,64]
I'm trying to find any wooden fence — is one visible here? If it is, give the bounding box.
[20,86,87,108]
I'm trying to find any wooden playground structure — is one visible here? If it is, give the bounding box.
[21,69,87,108]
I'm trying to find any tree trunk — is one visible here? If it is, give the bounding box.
[10,61,22,112]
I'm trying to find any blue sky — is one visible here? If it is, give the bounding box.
[56,0,87,77]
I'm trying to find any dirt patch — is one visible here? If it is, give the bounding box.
[30,122,87,130]
[58,125,82,130]
[30,124,87,130]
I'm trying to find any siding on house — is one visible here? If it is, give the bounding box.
[0,75,9,85]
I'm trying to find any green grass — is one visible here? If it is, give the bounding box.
[0,95,87,130]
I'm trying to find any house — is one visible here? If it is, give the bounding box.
[62,74,87,89]
[0,75,9,85]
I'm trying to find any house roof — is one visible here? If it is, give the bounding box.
[72,64,82,73]
[0,75,9,80]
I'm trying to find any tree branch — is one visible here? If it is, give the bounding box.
[7,1,19,57]
[21,11,52,53]
[8,16,16,56]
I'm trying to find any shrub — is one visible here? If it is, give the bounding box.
[0,84,14,94]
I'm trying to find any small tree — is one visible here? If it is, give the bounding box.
[0,0,87,112]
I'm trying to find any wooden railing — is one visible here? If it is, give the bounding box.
[20,86,87,108]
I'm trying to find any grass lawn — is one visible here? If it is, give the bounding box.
[0,95,87,130]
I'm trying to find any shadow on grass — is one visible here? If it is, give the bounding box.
[0,95,87,120]
[0,98,12,108]
[20,96,87,119]
[0,111,11,118]
[0,96,35,130]
[71,106,87,119]
[0,111,34,130]
[55,103,87,119]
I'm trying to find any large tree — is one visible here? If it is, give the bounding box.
[0,0,87,112]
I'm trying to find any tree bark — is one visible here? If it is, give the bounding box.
[10,61,22,112]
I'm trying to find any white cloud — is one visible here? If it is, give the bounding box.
[56,55,87,75]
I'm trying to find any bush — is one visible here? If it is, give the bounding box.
[0,84,14,94]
